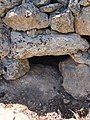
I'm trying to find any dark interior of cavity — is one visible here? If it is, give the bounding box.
[0,55,89,118]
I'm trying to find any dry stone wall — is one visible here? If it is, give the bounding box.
[0,0,90,110]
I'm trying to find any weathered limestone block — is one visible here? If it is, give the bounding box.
[75,6,90,35]
[2,57,30,80]
[23,0,50,7]
[71,50,90,65]
[0,0,22,17]
[3,3,49,31]
[49,10,74,33]
[0,64,62,108]
[0,18,10,58]
[59,58,90,98]
[79,0,90,6]
[40,3,63,13]
[11,31,89,60]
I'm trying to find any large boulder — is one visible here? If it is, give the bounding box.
[49,10,74,33]
[2,57,30,80]
[59,58,90,98]
[0,0,22,17]
[10,31,89,60]
[3,3,49,31]
[0,19,10,58]
[75,6,90,35]
[0,64,62,111]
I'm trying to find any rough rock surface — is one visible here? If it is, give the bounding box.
[0,0,22,17]
[0,19,10,58]
[75,6,90,35]
[40,3,63,13]
[3,3,49,31]
[49,10,74,33]
[10,31,89,59]
[0,64,62,110]
[2,57,30,80]
[57,0,69,6]
[79,0,90,6]
[23,0,50,7]
[71,50,90,65]
[59,58,90,98]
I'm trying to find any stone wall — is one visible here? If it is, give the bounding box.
[0,0,90,119]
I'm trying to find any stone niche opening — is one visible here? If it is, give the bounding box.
[0,55,89,119]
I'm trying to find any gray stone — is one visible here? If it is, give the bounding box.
[59,58,90,98]
[0,19,10,58]
[0,0,22,17]
[49,10,74,33]
[23,0,50,7]
[3,3,49,31]
[10,31,89,60]
[2,57,30,80]
[57,0,69,6]
[68,0,81,15]
[79,0,90,6]
[0,65,62,109]
[71,50,90,65]
[40,3,63,13]
[75,6,90,35]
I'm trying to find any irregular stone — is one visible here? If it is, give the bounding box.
[0,60,4,79]
[59,58,90,98]
[71,50,90,65]
[23,0,50,7]
[69,0,81,15]
[75,6,90,35]
[40,3,63,13]
[0,64,62,110]
[2,57,30,80]
[11,31,89,60]
[49,10,74,33]
[3,3,49,31]
[79,0,90,6]
[27,29,51,37]
[0,18,10,58]
[0,0,22,17]
[57,0,69,6]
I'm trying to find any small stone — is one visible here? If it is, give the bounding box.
[3,3,49,31]
[2,57,30,80]
[23,0,50,7]
[0,0,22,17]
[59,58,90,98]
[75,6,90,35]
[79,0,90,6]
[0,19,10,58]
[49,9,74,33]
[40,3,63,13]
[57,0,69,6]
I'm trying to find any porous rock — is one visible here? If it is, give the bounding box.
[75,6,90,35]
[10,31,89,60]
[23,0,50,7]
[49,9,74,33]
[59,58,90,98]
[79,0,90,6]
[0,18,10,58]
[2,57,30,80]
[3,3,49,31]
[0,64,62,109]
[40,3,63,13]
